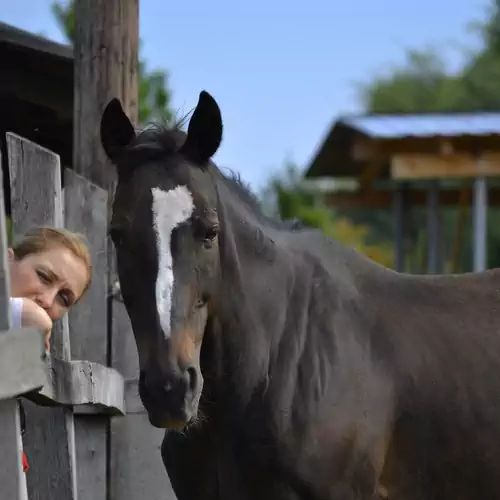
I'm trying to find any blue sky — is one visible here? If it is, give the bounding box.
[1,0,487,193]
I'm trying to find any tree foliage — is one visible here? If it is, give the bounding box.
[360,0,500,114]
[51,0,174,124]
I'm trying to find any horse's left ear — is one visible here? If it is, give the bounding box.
[180,91,223,165]
[100,98,136,164]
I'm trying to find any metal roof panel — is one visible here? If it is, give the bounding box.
[340,113,500,139]
[0,21,72,61]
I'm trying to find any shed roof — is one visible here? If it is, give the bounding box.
[339,112,500,140]
[0,22,74,173]
[0,21,72,60]
[306,112,500,179]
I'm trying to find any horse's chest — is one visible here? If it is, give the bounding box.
[214,449,302,500]
[163,430,308,500]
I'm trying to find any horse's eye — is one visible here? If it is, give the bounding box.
[194,293,209,309]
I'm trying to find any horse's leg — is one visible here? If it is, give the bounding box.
[161,427,218,500]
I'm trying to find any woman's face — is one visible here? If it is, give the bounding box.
[8,245,89,321]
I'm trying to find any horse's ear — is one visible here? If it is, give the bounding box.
[179,91,223,165]
[100,98,136,164]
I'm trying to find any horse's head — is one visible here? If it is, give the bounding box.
[100,91,223,429]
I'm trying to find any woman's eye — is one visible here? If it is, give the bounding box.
[37,271,50,283]
[59,293,70,307]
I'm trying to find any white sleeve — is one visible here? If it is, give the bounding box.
[9,297,23,328]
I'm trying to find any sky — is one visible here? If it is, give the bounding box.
[0,0,488,193]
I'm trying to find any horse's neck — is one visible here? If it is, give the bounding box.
[208,178,301,410]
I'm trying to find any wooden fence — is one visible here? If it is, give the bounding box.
[0,133,175,499]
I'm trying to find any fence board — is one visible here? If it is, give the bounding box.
[7,132,77,500]
[27,358,124,412]
[64,168,108,500]
[0,327,45,400]
[0,145,40,500]
[110,300,176,500]
[0,398,28,500]
[110,413,172,500]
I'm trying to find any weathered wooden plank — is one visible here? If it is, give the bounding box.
[64,169,108,363]
[26,358,125,414]
[0,147,12,329]
[7,132,64,234]
[19,401,77,499]
[64,167,109,500]
[110,413,175,500]
[124,378,143,414]
[73,0,139,191]
[0,398,28,500]
[111,300,176,500]
[0,144,29,500]
[7,131,77,500]
[0,326,45,400]
[74,415,108,499]
[391,152,500,180]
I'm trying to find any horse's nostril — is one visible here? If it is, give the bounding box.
[186,366,197,393]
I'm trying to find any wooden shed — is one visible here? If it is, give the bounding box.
[305,112,500,273]
[0,21,74,216]
[0,22,73,165]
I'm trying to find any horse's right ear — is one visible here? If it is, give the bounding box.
[100,98,136,164]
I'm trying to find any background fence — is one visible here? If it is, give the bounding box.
[0,133,175,500]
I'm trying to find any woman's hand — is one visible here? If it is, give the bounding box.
[21,298,53,349]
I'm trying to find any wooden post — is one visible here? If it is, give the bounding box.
[427,180,441,274]
[393,184,406,272]
[473,174,488,272]
[73,2,139,499]
[73,0,139,191]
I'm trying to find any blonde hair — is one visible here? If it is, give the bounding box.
[11,227,93,298]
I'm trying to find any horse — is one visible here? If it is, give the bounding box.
[100,90,500,500]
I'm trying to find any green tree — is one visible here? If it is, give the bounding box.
[359,49,469,114]
[51,0,174,124]
[360,0,500,113]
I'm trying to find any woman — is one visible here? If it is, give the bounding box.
[8,226,92,474]
[9,226,92,349]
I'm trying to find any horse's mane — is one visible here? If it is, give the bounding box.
[126,119,305,232]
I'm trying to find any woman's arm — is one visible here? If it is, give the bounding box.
[10,297,53,348]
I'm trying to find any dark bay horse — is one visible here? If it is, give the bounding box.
[100,91,500,500]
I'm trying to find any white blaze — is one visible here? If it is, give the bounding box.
[151,185,194,338]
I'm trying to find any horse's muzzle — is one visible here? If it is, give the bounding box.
[139,365,199,428]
